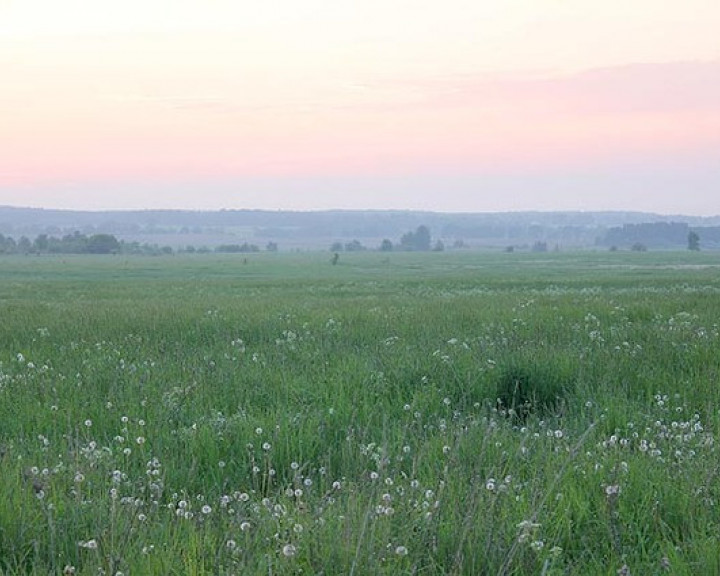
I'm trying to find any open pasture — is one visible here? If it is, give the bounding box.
[1,251,720,575]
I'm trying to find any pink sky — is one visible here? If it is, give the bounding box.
[1,0,720,214]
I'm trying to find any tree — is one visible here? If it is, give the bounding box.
[87,234,120,254]
[344,239,365,252]
[266,241,278,252]
[399,225,432,251]
[379,239,393,252]
[688,231,700,251]
[414,225,431,251]
[33,234,49,253]
[17,236,32,253]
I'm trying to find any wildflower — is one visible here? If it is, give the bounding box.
[605,484,621,496]
[79,539,98,550]
[282,544,297,557]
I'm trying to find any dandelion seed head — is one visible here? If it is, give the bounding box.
[282,544,297,557]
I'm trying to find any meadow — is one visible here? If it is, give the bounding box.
[1,250,719,575]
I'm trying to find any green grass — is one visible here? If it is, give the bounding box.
[1,250,719,575]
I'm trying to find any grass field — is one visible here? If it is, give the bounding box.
[1,251,720,575]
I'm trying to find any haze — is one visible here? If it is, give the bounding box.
[2,0,719,215]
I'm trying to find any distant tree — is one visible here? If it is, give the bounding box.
[452,239,467,249]
[216,244,241,253]
[531,241,548,253]
[18,236,32,254]
[344,239,365,252]
[380,239,393,252]
[61,231,88,253]
[266,241,278,252]
[33,234,49,253]
[631,242,648,252]
[609,245,618,252]
[0,234,16,254]
[216,243,259,253]
[87,234,120,254]
[505,245,515,253]
[330,242,344,252]
[432,240,445,252]
[414,225,431,251]
[399,225,432,251]
[331,252,339,265]
[688,231,700,251]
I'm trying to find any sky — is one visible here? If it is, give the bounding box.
[1,0,719,215]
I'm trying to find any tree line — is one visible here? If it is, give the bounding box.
[0,232,285,256]
[332,225,447,252]
[0,232,175,255]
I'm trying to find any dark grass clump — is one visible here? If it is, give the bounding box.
[495,356,574,420]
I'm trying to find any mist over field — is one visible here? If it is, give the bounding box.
[2,206,720,253]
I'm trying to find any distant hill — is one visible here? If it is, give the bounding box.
[1,206,719,251]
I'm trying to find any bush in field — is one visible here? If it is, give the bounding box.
[495,356,572,420]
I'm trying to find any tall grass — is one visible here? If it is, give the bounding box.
[0,251,719,574]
